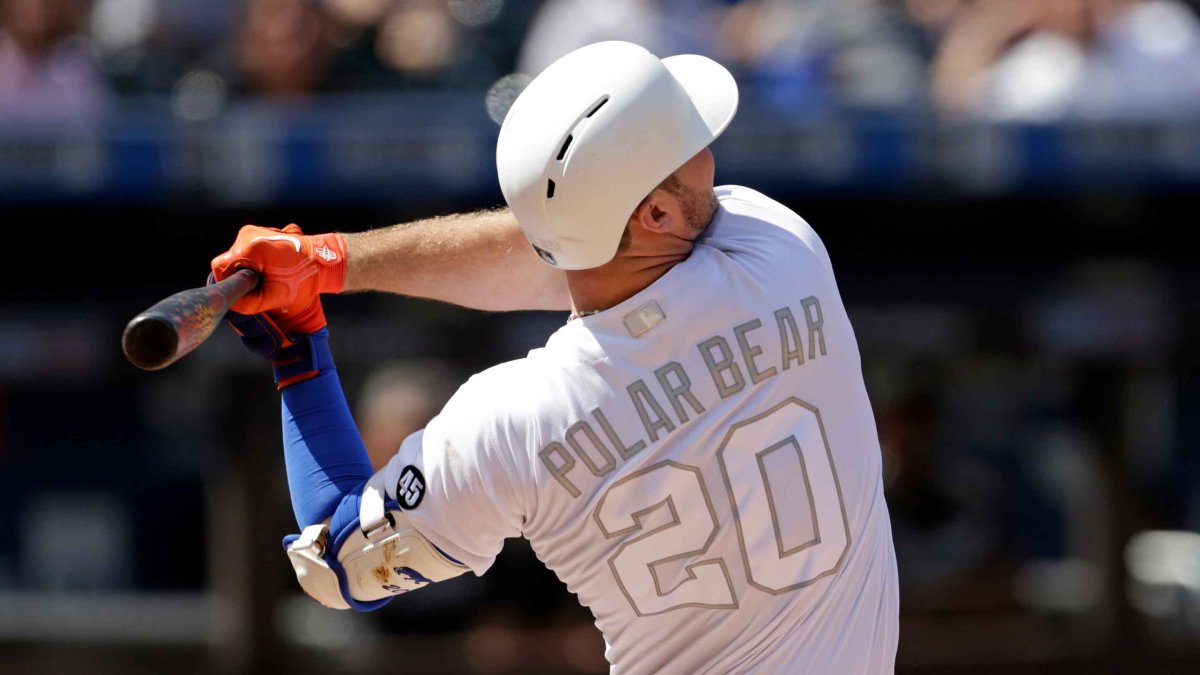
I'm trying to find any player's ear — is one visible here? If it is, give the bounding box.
[634,189,677,234]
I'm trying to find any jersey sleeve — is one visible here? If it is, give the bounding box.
[377,375,531,576]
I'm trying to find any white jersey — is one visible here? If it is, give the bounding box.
[380,185,899,673]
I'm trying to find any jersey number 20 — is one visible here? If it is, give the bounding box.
[592,398,851,616]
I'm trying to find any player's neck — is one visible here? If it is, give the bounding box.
[565,249,689,317]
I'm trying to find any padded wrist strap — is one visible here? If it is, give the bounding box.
[273,327,335,389]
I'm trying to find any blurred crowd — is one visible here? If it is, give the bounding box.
[3,0,1200,129]
[3,4,1199,671]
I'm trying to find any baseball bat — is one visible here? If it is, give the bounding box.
[122,268,259,370]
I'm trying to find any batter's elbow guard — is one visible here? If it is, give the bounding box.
[284,526,367,611]
[283,478,470,611]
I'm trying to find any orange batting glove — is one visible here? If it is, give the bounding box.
[210,223,348,336]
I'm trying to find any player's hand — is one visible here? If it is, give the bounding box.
[207,273,325,357]
[210,223,347,318]
[209,273,328,389]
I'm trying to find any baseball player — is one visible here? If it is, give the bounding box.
[210,41,898,673]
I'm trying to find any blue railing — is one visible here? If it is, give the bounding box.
[3,92,1199,203]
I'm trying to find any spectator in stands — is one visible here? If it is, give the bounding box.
[893,0,967,58]
[519,0,926,113]
[369,0,506,90]
[229,0,490,97]
[0,0,111,128]
[931,0,1200,119]
[718,0,927,111]
[373,0,460,84]
[90,1,242,96]
[235,0,337,98]
[355,359,461,470]
[517,0,728,76]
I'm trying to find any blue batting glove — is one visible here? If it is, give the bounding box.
[209,274,332,389]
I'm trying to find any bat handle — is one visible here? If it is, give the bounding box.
[122,268,260,371]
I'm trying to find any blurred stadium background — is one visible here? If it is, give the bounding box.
[2,0,1200,673]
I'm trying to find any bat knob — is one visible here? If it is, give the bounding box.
[123,314,180,371]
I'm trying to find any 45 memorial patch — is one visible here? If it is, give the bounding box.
[396,466,426,509]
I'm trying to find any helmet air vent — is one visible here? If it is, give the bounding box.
[556,135,573,161]
[586,96,610,117]
[546,179,556,198]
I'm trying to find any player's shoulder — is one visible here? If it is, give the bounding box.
[715,185,813,233]
[433,352,561,436]
[439,359,531,419]
[708,184,826,256]
[716,184,791,212]
[419,357,548,476]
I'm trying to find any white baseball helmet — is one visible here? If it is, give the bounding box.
[496,41,739,270]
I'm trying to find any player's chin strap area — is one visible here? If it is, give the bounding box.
[284,471,470,611]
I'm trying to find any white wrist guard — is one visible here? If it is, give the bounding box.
[285,473,469,611]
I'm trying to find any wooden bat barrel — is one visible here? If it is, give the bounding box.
[122,268,259,370]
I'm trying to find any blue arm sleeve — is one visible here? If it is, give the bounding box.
[278,329,374,528]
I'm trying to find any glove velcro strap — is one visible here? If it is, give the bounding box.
[272,328,334,390]
[230,312,297,358]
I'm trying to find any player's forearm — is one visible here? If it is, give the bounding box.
[341,208,570,312]
[279,332,374,527]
